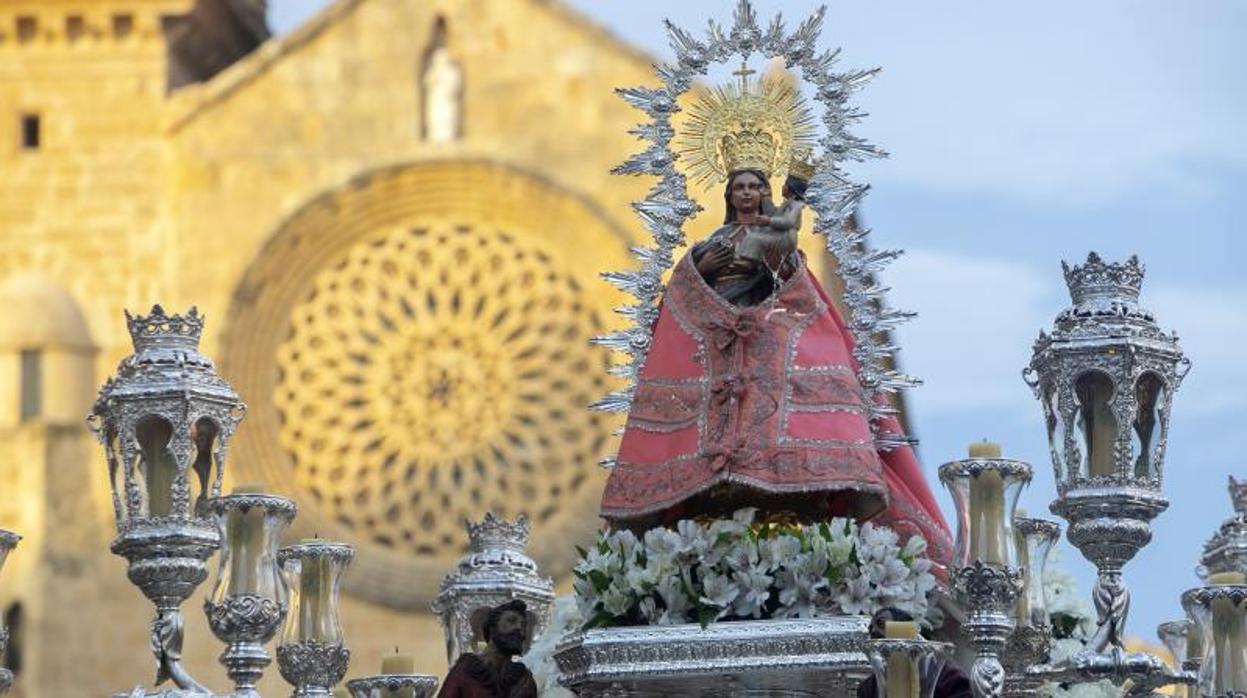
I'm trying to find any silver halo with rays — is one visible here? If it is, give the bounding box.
[591,0,918,460]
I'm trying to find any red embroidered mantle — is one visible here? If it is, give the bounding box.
[601,252,953,570]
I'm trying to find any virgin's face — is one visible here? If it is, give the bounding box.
[729,172,767,216]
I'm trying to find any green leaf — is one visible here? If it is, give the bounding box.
[589,570,611,594]
[697,604,719,628]
[583,610,617,630]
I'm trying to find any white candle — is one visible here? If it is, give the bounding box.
[1210,572,1247,695]
[1014,525,1032,625]
[297,542,331,641]
[967,442,1006,565]
[381,651,416,698]
[226,484,267,594]
[885,621,920,698]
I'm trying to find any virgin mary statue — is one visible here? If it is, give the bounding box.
[599,73,953,572]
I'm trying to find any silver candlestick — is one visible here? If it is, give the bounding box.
[89,306,246,695]
[1025,253,1192,693]
[277,540,354,697]
[346,675,440,698]
[1182,583,1247,698]
[864,639,955,698]
[0,529,19,696]
[1003,517,1061,698]
[204,492,297,696]
[940,455,1031,698]
[1158,619,1199,698]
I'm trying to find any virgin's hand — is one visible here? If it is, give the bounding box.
[696,245,734,277]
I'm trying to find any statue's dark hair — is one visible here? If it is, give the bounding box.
[723,169,771,224]
[783,174,809,202]
[483,599,528,642]
[868,607,916,639]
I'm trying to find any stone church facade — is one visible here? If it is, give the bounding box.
[0,0,841,694]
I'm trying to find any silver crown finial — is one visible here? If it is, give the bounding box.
[124,304,205,352]
[465,513,530,553]
[1232,476,1247,515]
[1060,252,1145,306]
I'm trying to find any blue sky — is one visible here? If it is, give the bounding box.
[269,1,1246,644]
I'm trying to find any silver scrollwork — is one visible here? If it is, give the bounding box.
[276,641,350,697]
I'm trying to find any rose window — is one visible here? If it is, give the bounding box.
[273,224,611,557]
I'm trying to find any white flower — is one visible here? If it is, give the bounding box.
[724,538,760,572]
[774,567,826,619]
[570,512,940,631]
[902,535,928,559]
[624,561,660,594]
[1043,546,1096,638]
[643,526,684,565]
[601,585,633,617]
[655,574,692,625]
[582,545,617,576]
[677,519,718,565]
[699,570,738,618]
[731,564,773,618]
[836,573,875,615]
[760,535,801,570]
[608,529,640,561]
[572,575,599,620]
[521,595,581,698]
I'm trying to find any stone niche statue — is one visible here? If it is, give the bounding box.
[437,599,537,698]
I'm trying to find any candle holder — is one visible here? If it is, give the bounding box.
[864,639,954,698]
[88,306,246,695]
[204,493,297,696]
[345,675,440,698]
[277,541,354,697]
[1003,518,1061,698]
[1158,619,1196,672]
[1159,619,1200,698]
[940,456,1031,698]
[0,528,19,696]
[1181,583,1247,698]
[1025,254,1192,694]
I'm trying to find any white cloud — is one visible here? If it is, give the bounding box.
[560,0,1247,208]
[830,1,1247,207]
[886,250,1247,417]
[887,249,1056,413]
[1147,285,1247,415]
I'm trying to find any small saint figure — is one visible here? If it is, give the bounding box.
[437,600,537,698]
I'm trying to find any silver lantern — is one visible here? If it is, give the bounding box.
[0,529,18,696]
[89,306,246,694]
[1024,253,1192,691]
[1199,477,1247,581]
[432,513,553,664]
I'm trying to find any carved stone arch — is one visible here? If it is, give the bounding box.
[220,159,632,609]
[0,274,95,427]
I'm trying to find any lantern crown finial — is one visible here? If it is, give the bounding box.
[124,305,205,352]
[466,512,530,553]
[1061,252,1145,306]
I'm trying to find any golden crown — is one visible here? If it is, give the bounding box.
[677,67,816,186]
[788,149,816,181]
[720,122,777,176]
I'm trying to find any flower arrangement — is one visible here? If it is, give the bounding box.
[1042,546,1122,698]
[522,595,580,698]
[570,508,938,630]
